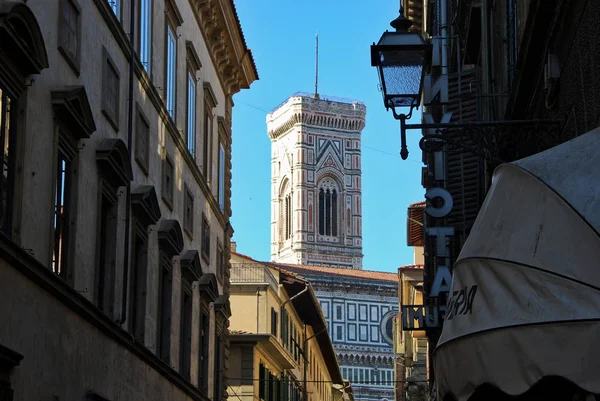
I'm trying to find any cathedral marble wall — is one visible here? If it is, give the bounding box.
[267,94,366,269]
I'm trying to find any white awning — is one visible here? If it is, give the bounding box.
[434,128,600,401]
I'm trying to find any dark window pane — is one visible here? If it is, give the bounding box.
[135,112,149,170]
[158,258,172,362]
[199,310,210,393]
[318,189,324,235]
[97,193,118,316]
[0,90,15,235]
[332,189,338,236]
[180,285,192,379]
[139,0,151,72]
[53,151,71,278]
[325,190,331,236]
[130,231,147,342]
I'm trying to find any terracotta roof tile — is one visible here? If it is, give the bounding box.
[266,262,409,283]
[232,251,422,283]
[409,200,426,207]
[400,264,423,270]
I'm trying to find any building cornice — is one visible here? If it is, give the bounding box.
[268,110,366,140]
[190,0,258,96]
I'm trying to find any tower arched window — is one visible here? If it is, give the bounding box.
[318,179,339,237]
[284,193,292,240]
[280,180,292,242]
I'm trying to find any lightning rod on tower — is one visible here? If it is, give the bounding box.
[314,33,320,99]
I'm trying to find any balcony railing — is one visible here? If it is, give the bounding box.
[230,263,278,293]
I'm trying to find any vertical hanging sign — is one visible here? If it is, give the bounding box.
[424,34,453,321]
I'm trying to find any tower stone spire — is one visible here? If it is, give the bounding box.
[267,93,366,269]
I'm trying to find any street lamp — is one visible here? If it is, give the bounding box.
[371,8,560,161]
[371,7,430,120]
[371,7,430,159]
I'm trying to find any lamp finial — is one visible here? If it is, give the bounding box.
[390,6,414,32]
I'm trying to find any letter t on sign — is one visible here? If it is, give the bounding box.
[426,226,455,257]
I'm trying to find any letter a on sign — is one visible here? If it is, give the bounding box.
[429,266,452,297]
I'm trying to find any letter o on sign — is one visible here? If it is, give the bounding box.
[425,187,453,218]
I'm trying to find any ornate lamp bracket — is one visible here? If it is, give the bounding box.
[397,118,562,162]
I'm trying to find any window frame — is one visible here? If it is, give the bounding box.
[129,219,148,342]
[94,180,119,317]
[163,0,183,122]
[157,252,173,363]
[164,23,177,120]
[179,277,193,380]
[217,140,225,211]
[216,241,224,283]
[0,88,18,238]
[270,307,278,336]
[317,180,340,238]
[214,329,224,401]
[202,83,217,182]
[202,104,213,179]
[134,105,150,175]
[101,47,120,132]
[51,132,78,283]
[107,0,122,21]
[162,154,174,210]
[137,0,152,74]
[186,69,197,157]
[201,215,210,263]
[186,42,201,159]
[198,306,210,394]
[58,0,81,75]
[183,184,194,238]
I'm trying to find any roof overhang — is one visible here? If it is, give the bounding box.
[230,333,295,370]
[279,269,344,384]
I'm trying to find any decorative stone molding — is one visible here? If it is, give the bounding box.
[51,86,97,139]
[268,111,366,140]
[158,219,184,257]
[96,138,134,188]
[0,2,49,76]
[190,0,258,96]
[180,250,202,282]
[131,185,162,226]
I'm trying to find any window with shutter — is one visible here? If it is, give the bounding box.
[445,68,485,248]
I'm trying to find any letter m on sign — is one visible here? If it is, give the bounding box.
[401,306,425,330]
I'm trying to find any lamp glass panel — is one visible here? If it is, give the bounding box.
[379,49,424,107]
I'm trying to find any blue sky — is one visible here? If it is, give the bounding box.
[230,0,425,272]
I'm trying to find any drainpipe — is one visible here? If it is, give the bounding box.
[281,283,309,310]
[119,0,135,324]
[256,288,261,332]
[280,283,309,342]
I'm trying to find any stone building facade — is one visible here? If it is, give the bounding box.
[276,264,403,401]
[0,0,256,400]
[395,201,427,401]
[228,251,348,401]
[267,93,366,270]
